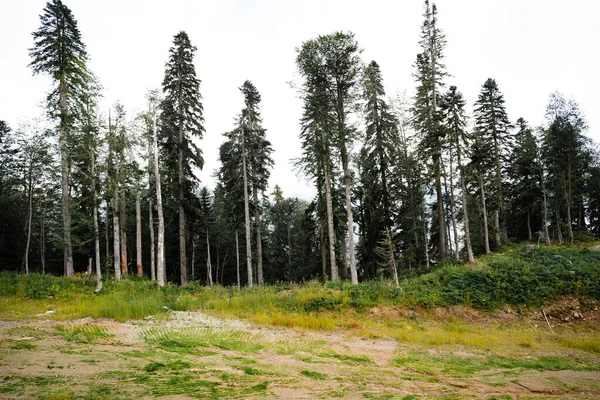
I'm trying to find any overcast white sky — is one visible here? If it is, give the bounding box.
[1,0,599,201]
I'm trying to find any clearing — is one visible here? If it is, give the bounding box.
[1,300,600,399]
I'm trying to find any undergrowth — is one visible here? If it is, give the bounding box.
[0,245,598,326]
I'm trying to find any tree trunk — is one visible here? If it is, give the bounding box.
[92,143,102,293]
[340,235,348,279]
[435,156,446,257]
[206,231,213,286]
[105,199,110,262]
[564,172,574,244]
[152,112,166,286]
[539,157,551,246]
[442,168,453,255]
[59,76,74,277]
[191,238,195,282]
[318,190,327,279]
[24,167,33,274]
[113,213,121,283]
[235,231,241,289]
[527,211,532,241]
[423,193,430,269]
[447,157,459,260]
[120,190,127,275]
[494,209,501,248]
[344,170,357,284]
[40,209,45,274]
[149,200,156,281]
[480,176,491,254]
[135,194,142,276]
[241,124,253,287]
[459,162,475,264]
[253,186,264,286]
[324,169,338,280]
[556,202,563,245]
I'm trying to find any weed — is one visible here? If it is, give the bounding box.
[54,325,113,344]
[301,370,327,380]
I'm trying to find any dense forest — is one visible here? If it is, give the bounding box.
[1,0,599,287]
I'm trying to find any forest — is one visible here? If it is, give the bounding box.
[1,0,599,289]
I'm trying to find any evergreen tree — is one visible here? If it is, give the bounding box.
[160,31,204,286]
[412,0,448,259]
[542,92,590,244]
[473,78,512,248]
[29,0,94,276]
[507,118,542,240]
[440,85,474,263]
[359,61,398,271]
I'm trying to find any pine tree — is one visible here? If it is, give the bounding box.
[507,118,542,240]
[160,31,204,286]
[241,81,273,285]
[440,85,474,263]
[542,92,590,244]
[473,78,512,248]
[412,0,449,259]
[295,44,338,281]
[29,0,94,276]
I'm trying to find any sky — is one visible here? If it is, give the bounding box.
[1,0,599,201]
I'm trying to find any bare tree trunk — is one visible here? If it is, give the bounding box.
[92,144,102,293]
[241,125,253,287]
[149,200,155,281]
[113,212,121,283]
[253,186,264,286]
[235,231,241,289]
[447,157,459,260]
[494,209,501,248]
[318,190,327,278]
[136,195,142,276]
[343,167,357,284]
[191,238,195,282]
[120,191,127,276]
[324,170,338,280]
[480,176,491,254]
[152,110,166,286]
[564,172,574,244]
[459,162,475,264]
[40,209,45,274]
[386,228,399,287]
[539,156,551,246]
[442,168,453,255]
[340,236,348,279]
[24,167,33,274]
[423,194,430,269]
[105,199,110,262]
[60,131,73,276]
[206,231,213,286]
[435,156,446,258]
[527,211,532,241]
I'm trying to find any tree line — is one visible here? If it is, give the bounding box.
[1,0,598,287]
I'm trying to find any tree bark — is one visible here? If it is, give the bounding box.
[459,162,475,264]
[24,165,33,274]
[447,157,459,260]
[235,231,241,289]
[253,185,264,285]
[241,124,253,287]
[92,141,102,293]
[344,169,357,284]
[494,209,501,248]
[435,156,447,257]
[59,75,74,277]
[539,156,551,246]
[152,111,166,286]
[120,189,127,275]
[480,176,491,254]
[113,212,121,283]
[527,211,532,241]
[40,207,45,274]
[136,194,142,276]
[149,200,155,281]
[324,169,338,280]
[206,231,213,286]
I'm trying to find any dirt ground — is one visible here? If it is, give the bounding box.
[1,306,600,399]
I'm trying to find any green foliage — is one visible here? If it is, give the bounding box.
[54,325,112,344]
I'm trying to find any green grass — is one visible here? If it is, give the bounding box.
[54,325,113,344]
[392,352,600,378]
[301,369,327,380]
[141,327,263,354]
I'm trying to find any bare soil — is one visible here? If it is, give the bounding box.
[1,303,599,399]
